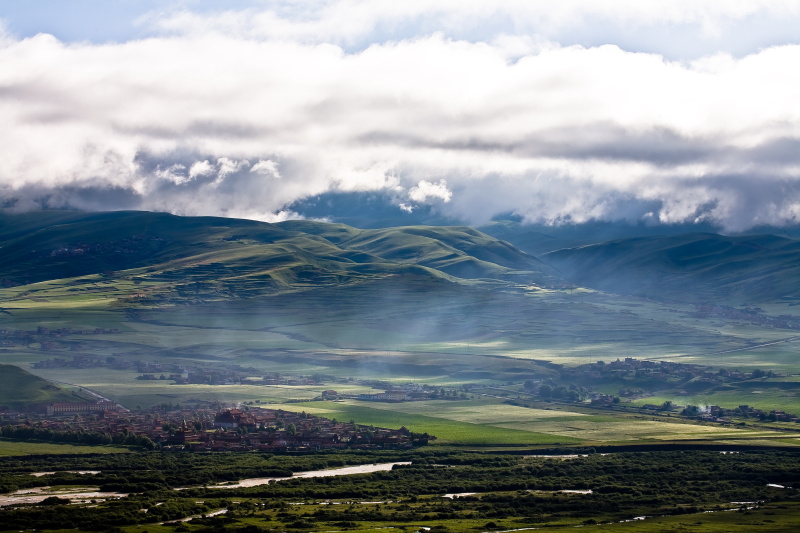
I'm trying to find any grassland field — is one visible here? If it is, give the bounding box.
[631,389,800,414]
[6,274,800,448]
[263,399,787,447]
[0,439,130,456]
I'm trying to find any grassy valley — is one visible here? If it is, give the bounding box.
[3,211,800,445]
[5,211,800,531]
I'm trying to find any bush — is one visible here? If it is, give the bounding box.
[39,496,71,506]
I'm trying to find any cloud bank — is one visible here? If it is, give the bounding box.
[1,2,800,231]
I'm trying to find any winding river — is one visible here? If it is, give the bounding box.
[202,461,411,489]
[1,462,411,506]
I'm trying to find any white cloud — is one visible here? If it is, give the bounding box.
[0,3,799,230]
[154,163,188,184]
[251,159,282,178]
[409,180,452,204]
[189,160,214,178]
[215,157,249,185]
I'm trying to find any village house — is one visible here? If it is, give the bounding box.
[46,400,119,416]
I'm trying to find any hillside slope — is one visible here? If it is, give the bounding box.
[542,232,800,301]
[277,221,557,281]
[0,211,559,305]
[0,364,78,409]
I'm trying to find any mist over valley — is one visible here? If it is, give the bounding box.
[4,1,800,531]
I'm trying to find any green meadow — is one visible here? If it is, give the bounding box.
[0,438,130,456]
[264,398,787,447]
[6,288,800,447]
[263,400,580,446]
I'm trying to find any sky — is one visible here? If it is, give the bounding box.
[1,1,800,231]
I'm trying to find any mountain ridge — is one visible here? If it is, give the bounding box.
[543,232,800,301]
[0,211,559,306]
[3,210,800,304]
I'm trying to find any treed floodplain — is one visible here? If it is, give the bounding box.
[2,450,800,532]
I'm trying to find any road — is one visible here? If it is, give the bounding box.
[49,379,129,411]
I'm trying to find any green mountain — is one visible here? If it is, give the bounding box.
[5,209,800,308]
[0,211,559,305]
[279,221,553,280]
[541,232,800,301]
[0,364,78,409]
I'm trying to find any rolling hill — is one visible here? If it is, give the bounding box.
[278,221,555,281]
[4,210,800,308]
[541,232,800,302]
[0,364,79,409]
[0,210,560,307]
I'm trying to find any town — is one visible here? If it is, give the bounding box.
[1,325,119,348]
[0,401,433,452]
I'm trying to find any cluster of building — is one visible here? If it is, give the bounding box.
[1,326,118,348]
[169,408,430,451]
[513,357,800,427]
[561,357,777,394]
[563,357,716,382]
[635,403,800,424]
[139,369,335,386]
[29,350,465,405]
[357,391,409,401]
[45,400,120,416]
[147,368,326,387]
[34,356,184,371]
[2,403,431,452]
[358,384,469,402]
[33,356,263,384]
